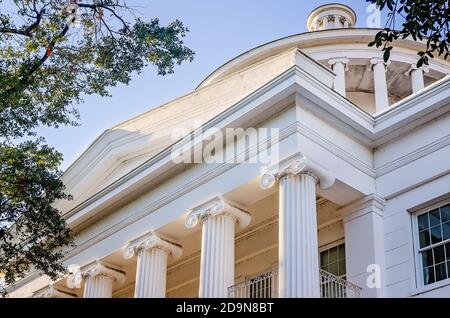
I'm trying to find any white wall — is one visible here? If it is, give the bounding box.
[378,112,450,297]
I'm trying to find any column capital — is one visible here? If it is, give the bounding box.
[260,153,335,190]
[66,260,126,289]
[185,196,251,229]
[369,57,390,71]
[32,285,77,298]
[339,194,386,222]
[404,63,430,76]
[123,231,182,260]
[328,57,350,70]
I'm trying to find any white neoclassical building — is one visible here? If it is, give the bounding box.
[8,3,450,298]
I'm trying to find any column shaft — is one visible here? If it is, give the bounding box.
[135,248,168,298]
[411,68,425,93]
[371,59,389,112]
[329,59,348,97]
[333,16,342,28]
[279,173,320,298]
[343,19,349,28]
[199,214,235,298]
[83,275,113,298]
[322,17,329,29]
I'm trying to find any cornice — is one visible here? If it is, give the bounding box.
[374,75,450,124]
[375,134,450,177]
[338,194,386,222]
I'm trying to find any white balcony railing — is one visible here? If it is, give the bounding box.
[228,268,362,298]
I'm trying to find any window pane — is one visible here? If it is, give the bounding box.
[441,204,450,223]
[431,226,443,245]
[448,262,450,279]
[434,245,446,264]
[320,251,328,266]
[339,259,346,276]
[329,247,338,263]
[329,261,339,276]
[418,213,429,231]
[422,250,433,267]
[423,267,435,285]
[446,243,450,259]
[429,209,441,227]
[419,230,431,248]
[435,263,447,282]
[443,222,450,241]
[338,244,346,260]
[321,264,330,272]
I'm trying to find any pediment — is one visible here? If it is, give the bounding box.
[58,48,314,214]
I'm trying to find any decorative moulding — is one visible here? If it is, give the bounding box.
[328,57,350,71]
[260,152,335,190]
[66,260,126,289]
[32,285,77,298]
[185,196,251,229]
[123,231,182,260]
[338,194,386,222]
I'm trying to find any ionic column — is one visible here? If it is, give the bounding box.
[339,195,386,297]
[67,260,126,298]
[313,19,319,31]
[261,153,335,298]
[124,232,182,298]
[185,196,251,298]
[333,15,342,28]
[342,18,349,28]
[370,58,390,112]
[405,64,429,93]
[322,16,329,29]
[328,58,349,97]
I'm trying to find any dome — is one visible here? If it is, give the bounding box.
[197,4,449,115]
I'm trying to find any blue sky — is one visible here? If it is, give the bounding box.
[35,0,384,170]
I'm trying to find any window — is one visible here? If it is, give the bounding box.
[416,203,450,286]
[320,243,346,278]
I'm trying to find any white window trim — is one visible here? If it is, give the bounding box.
[319,238,345,253]
[412,198,450,290]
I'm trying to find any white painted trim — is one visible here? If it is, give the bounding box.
[411,278,450,297]
[375,135,450,176]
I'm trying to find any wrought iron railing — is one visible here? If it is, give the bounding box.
[228,268,362,298]
[228,269,279,298]
[319,269,362,298]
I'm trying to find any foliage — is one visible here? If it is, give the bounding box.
[0,140,72,294]
[367,0,449,66]
[0,0,194,294]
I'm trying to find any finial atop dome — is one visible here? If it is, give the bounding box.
[307,3,357,31]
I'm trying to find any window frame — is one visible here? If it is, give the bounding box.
[319,239,346,278]
[412,199,450,288]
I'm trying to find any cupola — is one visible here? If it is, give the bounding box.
[307,3,357,31]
